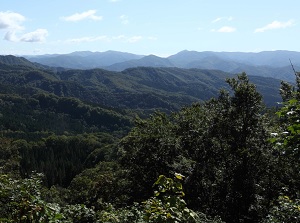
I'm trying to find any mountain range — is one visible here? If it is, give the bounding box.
[25,50,300,82]
[0,55,283,111]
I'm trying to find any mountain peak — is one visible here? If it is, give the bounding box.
[0,55,36,67]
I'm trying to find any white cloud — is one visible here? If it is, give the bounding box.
[212,16,233,23]
[66,35,144,44]
[127,36,142,43]
[66,35,110,43]
[147,36,158,41]
[62,10,103,22]
[113,35,142,43]
[212,26,236,33]
[120,15,129,25]
[20,29,48,42]
[212,17,222,23]
[113,35,126,40]
[211,17,235,33]
[5,29,48,42]
[0,11,48,42]
[0,11,25,30]
[255,20,294,33]
[4,31,19,42]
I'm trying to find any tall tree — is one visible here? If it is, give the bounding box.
[271,71,300,197]
[119,112,179,201]
[119,73,274,222]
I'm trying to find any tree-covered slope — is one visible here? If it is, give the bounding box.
[0,57,133,138]
[0,55,40,68]
[58,67,234,111]
[0,93,131,137]
[58,66,282,108]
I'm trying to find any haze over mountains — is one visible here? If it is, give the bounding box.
[25,50,300,82]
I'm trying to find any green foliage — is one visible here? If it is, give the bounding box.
[120,73,274,222]
[97,203,144,223]
[274,97,300,154]
[0,93,131,138]
[268,71,300,210]
[1,172,219,223]
[97,174,223,223]
[264,195,300,223]
[17,133,118,187]
[0,173,64,222]
[0,138,20,177]
[184,74,273,222]
[62,204,96,223]
[143,174,200,223]
[68,161,130,209]
[0,172,98,223]
[119,112,180,200]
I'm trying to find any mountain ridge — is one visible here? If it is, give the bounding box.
[26,50,144,69]
[0,55,282,109]
[22,50,300,82]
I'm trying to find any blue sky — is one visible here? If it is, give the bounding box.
[0,0,299,56]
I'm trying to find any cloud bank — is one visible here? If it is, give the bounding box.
[212,26,236,33]
[0,11,48,42]
[62,10,103,22]
[19,29,48,42]
[211,16,233,23]
[0,11,25,30]
[255,20,294,33]
[120,15,129,25]
[5,29,48,42]
[66,35,144,43]
[66,35,110,43]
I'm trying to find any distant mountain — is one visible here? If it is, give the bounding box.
[168,50,299,82]
[106,55,175,71]
[168,50,216,67]
[25,51,144,69]
[168,50,300,68]
[180,55,298,82]
[184,55,243,71]
[219,50,300,67]
[24,50,300,82]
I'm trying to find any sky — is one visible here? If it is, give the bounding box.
[0,0,299,56]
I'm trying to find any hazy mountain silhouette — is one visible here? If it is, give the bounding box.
[26,50,144,69]
[106,55,175,71]
[24,50,300,82]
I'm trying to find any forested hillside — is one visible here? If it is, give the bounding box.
[0,56,299,222]
[0,55,283,109]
